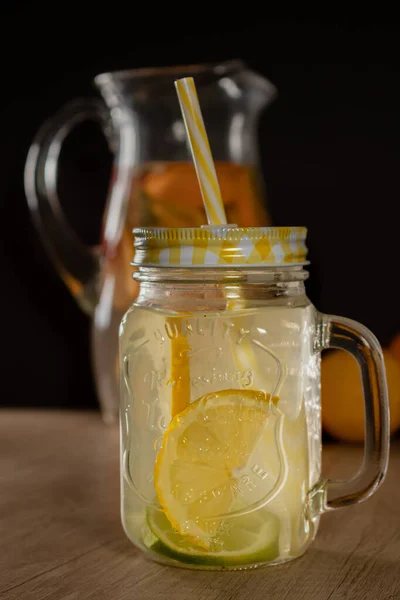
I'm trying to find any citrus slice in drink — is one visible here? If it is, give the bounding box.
[169,325,191,418]
[154,388,282,550]
[146,505,280,566]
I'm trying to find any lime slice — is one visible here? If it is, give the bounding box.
[146,507,280,567]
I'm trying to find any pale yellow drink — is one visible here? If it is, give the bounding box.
[120,300,321,568]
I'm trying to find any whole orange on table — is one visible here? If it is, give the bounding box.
[321,348,400,442]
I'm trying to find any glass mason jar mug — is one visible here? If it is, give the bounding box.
[119,225,390,570]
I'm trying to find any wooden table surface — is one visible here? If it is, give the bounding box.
[1,410,399,600]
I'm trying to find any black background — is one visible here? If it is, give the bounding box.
[1,5,400,410]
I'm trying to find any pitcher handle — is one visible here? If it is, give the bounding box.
[312,314,390,513]
[24,98,112,315]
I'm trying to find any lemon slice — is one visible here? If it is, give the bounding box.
[169,326,191,418]
[154,388,281,549]
[146,506,280,567]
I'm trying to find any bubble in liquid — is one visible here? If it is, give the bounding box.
[210,537,223,551]
[183,490,193,503]
[181,520,194,534]
[154,437,163,451]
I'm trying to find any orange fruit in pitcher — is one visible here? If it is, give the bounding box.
[139,162,270,228]
[389,331,400,364]
[321,349,400,442]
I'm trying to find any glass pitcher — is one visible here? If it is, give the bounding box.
[24,60,277,423]
[119,224,390,570]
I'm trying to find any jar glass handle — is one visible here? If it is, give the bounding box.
[312,314,390,513]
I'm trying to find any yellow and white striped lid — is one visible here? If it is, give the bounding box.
[132,225,309,268]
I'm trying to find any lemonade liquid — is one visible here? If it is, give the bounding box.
[120,298,321,569]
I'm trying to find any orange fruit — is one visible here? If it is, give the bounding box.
[105,226,139,311]
[389,332,400,364]
[137,162,270,228]
[321,348,400,442]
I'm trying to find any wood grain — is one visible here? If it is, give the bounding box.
[1,410,399,600]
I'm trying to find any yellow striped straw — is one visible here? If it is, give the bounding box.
[175,77,227,225]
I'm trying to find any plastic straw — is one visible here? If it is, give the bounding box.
[175,77,227,225]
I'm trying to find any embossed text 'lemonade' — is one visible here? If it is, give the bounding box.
[120,300,321,569]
